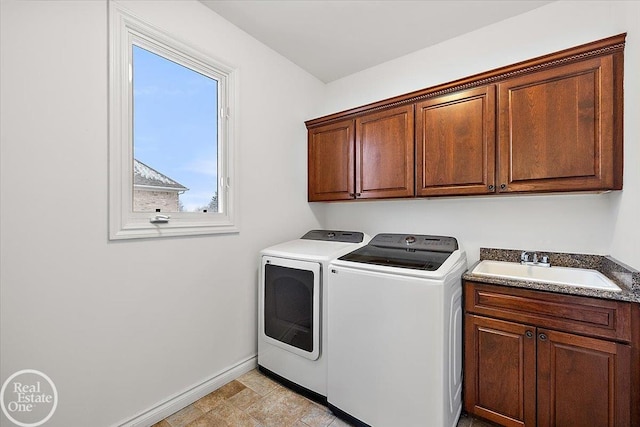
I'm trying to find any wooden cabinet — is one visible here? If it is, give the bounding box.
[465,315,536,426]
[355,104,414,199]
[307,104,414,201]
[416,85,496,196]
[497,56,622,193]
[416,54,622,196]
[308,119,355,201]
[536,328,630,427]
[306,34,625,201]
[464,281,635,427]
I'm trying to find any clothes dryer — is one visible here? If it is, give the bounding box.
[258,230,370,401]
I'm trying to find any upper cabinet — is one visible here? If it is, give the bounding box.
[355,105,414,200]
[306,34,625,202]
[497,56,622,193]
[308,105,414,202]
[416,85,496,196]
[308,119,355,201]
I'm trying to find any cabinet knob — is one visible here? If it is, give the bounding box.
[355,193,361,197]
[500,183,507,190]
[525,330,533,339]
[539,333,548,341]
[488,184,495,191]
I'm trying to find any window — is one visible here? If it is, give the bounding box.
[109,3,237,239]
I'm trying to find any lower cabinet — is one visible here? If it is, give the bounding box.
[464,281,636,427]
[465,315,535,426]
[536,328,630,427]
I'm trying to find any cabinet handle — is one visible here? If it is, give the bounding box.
[525,330,533,339]
[500,183,507,190]
[539,333,548,341]
[488,184,495,191]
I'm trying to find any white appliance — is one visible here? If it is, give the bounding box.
[258,230,370,401]
[327,233,467,427]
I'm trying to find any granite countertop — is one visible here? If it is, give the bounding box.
[462,248,640,303]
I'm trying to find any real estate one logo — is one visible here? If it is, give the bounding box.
[1,369,58,427]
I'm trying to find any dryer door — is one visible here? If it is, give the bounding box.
[260,256,321,360]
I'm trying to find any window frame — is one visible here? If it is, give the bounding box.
[108,3,238,240]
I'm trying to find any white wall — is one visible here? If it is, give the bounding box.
[0,1,323,426]
[319,0,640,270]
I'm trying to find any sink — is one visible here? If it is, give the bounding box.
[471,260,622,292]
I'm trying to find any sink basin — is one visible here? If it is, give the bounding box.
[471,260,622,292]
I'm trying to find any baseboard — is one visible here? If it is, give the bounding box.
[113,355,257,427]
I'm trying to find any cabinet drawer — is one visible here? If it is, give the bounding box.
[464,281,632,342]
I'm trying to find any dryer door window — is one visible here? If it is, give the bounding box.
[261,257,320,360]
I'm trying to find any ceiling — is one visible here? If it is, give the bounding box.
[201,0,554,83]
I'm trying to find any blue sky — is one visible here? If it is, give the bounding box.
[132,45,218,212]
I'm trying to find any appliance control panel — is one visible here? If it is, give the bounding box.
[370,233,458,253]
[301,230,365,243]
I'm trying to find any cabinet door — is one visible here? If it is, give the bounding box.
[416,86,496,196]
[355,104,414,199]
[307,119,355,201]
[464,314,536,427]
[498,55,619,192]
[536,328,631,427]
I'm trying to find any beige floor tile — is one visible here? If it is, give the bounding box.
[246,389,311,427]
[159,368,487,427]
[165,404,205,427]
[267,386,313,414]
[217,380,247,399]
[237,370,280,396]
[184,411,229,427]
[208,401,263,427]
[299,404,336,427]
[245,400,293,426]
[227,387,264,411]
[193,389,226,413]
[236,369,264,384]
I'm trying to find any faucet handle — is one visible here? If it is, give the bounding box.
[521,251,530,262]
[540,254,550,264]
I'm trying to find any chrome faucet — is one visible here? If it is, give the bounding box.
[521,251,551,267]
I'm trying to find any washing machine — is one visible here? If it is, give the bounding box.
[258,229,370,401]
[327,233,467,427]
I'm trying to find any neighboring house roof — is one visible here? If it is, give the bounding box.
[133,159,188,192]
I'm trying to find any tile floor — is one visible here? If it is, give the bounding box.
[153,369,496,427]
